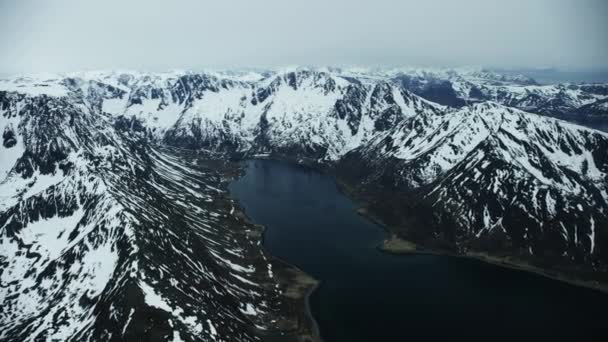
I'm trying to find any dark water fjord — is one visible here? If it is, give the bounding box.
[229,159,608,341]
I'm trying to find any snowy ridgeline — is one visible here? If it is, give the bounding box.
[1,67,608,340]
[338,101,608,268]
[1,67,607,163]
[0,84,304,342]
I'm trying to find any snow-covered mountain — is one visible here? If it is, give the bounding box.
[0,86,317,341]
[383,67,608,125]
[0,69,444,161]
[338,103,607,274]
[1,67,607,340]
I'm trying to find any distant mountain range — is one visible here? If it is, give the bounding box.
[492,68,608,85]
[1,67,607,341]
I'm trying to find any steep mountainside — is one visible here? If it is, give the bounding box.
[0,90,317,341]
[1,67,608,340]
[338,103,608,280]
[1,69,443,161]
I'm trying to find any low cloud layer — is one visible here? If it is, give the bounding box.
[1,0,606,73]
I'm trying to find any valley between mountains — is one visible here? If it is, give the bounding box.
[1,67,607,341]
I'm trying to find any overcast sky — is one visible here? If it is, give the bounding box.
[1,0,606,73]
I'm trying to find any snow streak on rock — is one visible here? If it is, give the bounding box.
[339,102,608,270]
[1,67,608,340]
[0,89,303,341]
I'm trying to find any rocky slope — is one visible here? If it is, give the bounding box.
[1,67,607,340]
[0,89,317,341]
[7,70,443,158]
[337,102,608,282]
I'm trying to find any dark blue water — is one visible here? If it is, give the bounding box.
[229,159,608,341]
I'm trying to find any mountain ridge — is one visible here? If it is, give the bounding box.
[1,67,608,341]
[337,101,607,283]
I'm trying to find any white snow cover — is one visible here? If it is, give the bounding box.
[0,77,69,97]
[1,68,447,161]
[1,67,607,341]
[0,193,121,341]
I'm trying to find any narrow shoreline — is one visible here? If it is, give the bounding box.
[303,282,322,342]
[333,176,608,295]
[248,157,608,295]
[358,207,608,295]
[229,157,608,341]
[228,161,322,342]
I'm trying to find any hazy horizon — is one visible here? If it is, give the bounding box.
[1,0,607,74]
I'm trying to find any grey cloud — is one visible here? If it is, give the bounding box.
[0,0,606,73]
